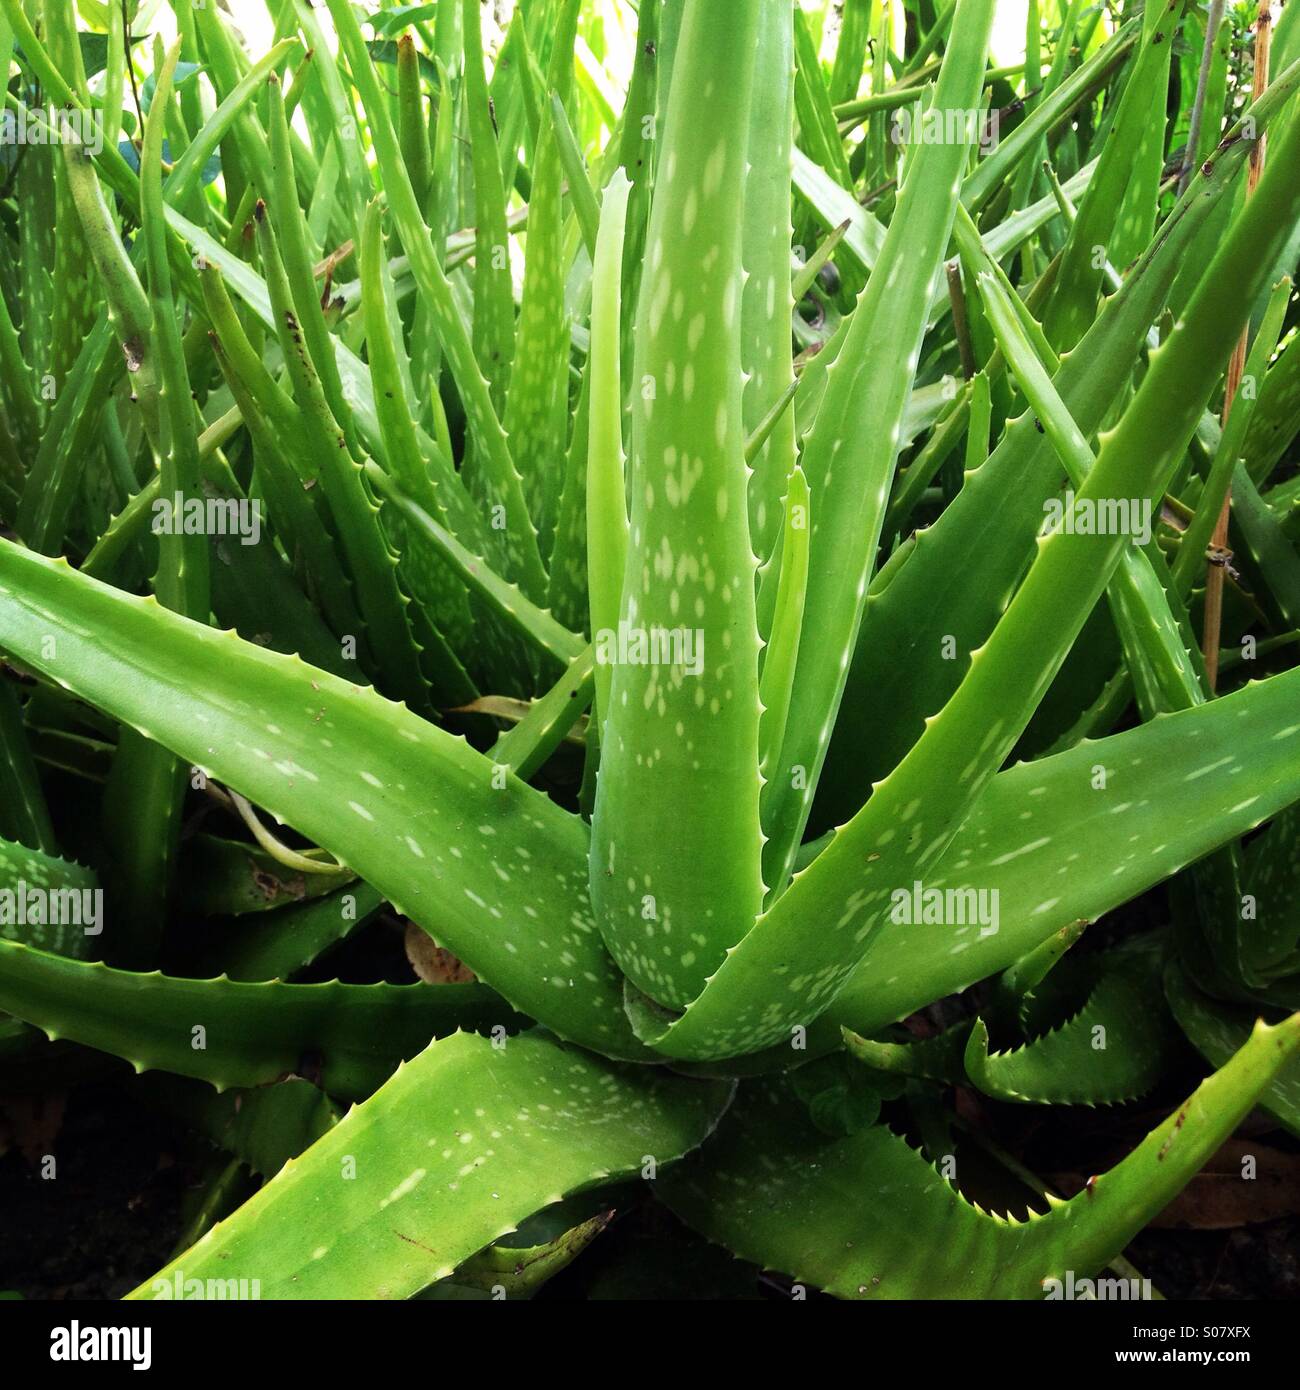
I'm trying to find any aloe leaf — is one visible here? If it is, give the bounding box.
[742,0,797,568]
[461,0,516,406]
[965,953,1182,1105]
[102,45,211,968]
[1165,961,1300,1137]
[15,316,119,557]
[975,269,1204,716]
[661,1013,1300,1298]
[182,834,354,918]
[1231,461,1300,631]
[1173,277,1292,595]
[254,206,434,711]
[760,0,997,899]
[590,0,766,1010]
[550,91,601,260]
[660,640,1300,1064]
[1044,0,1186,350]
[444,1208,611,1299]
[264,73,358,458]
[203,881,386,985]
[0,683,57,856]
[0,542,642,1058]
[962,17,1140,213]
[842,1022,969,1084]
[146,1074,342,1180]
[365,463,584,668]
[129,1029,730,1299]
[0,834,99,960]
[358,199,477,669]
[546,361,596,636]
[813,68,1300,831]
[492,647,594,782]
[1244,329,1300,486]
[792,2,853,190]
[986,920,1090,1030]
[162,38,303,215]
[198,266,372,659]
[826,663,1300,1040]
[585,169,631,734]
[1240,802,1300,981]
[504,0,582,559]
[758,465,809,846]
[323,0,547,602]
[0,938,514,1100]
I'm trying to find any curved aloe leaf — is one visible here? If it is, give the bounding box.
[661,1012,1300,1298]
[965,954,1182,1105]
[1166,960,1300,1137]
[130,1029,730,1300]
[0,938,517,1100]
[842,1022,969,1084]
[0,543,643,1059]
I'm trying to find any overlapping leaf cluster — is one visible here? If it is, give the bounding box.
[1,0,1299,1300]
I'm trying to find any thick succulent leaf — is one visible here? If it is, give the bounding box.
[638,111,1300,1062]
[145,1074,342,1179]
[443,1209,611,1299]
[975,268,1205,716]
[827,664,1300,1039]
[203,882,388,984]
[461,0,516,405]
[709,660,1300,1075]
[130,1029,731,1300]
[842,1022,969,1084]
[585,170,632,733]
[812,68,1300,831]
[0,543,644,1059]
[965,953,1182,1105]
[492,647,595,782]
[504,0,582,558]
[660,1012,1300,1299]
[1043,0,1186,351]
[761,0,996,895]
[183,832,351,918]
[1165,961,1300,1137]
[1244,332,1300,486]
[742,0,797,565]
[0,835,99,960]
[0,682,57,855]
[323,0,547,599]
[590,0,766,1009]
[1240,802,1300,980]
[962,18,1140,212]
[0,938,518,1100]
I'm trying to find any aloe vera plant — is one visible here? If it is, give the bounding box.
[2,0,1300,1304]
